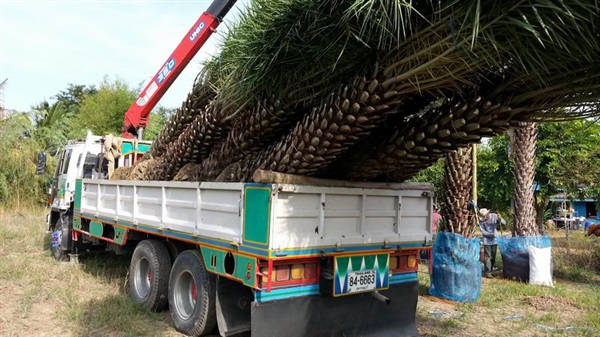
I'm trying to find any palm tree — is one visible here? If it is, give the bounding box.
[33,101,73,152]
[511,122,539,236]
[135,0,600,182]
[440,145,477,237]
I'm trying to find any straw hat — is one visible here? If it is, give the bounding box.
[478,208,490,220]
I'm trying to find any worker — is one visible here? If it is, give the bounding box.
[432,204,441,236]
[478,208,506,278]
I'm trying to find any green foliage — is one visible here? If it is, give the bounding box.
[477,120,600,218]
[0,114,50,209]
[69,77,136,138]
[206,0,600,122]
[477,137,514,214]
[0,78,167,209]
[32,101,74,152]
[205,0,382,112]
[537,120,600,203]
[143,106,172,141]
[52,84,97,114]
[32,84,97,116]
[409,158,444,201]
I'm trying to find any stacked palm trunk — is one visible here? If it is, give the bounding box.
[130,0,600,183]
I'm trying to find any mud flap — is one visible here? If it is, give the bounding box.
[251,281,418,337]
[216,276,253,336]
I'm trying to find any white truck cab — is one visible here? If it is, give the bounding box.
[46,132,151,234]
[50,134,103,213]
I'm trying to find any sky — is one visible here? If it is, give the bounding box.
[0,0,248,112]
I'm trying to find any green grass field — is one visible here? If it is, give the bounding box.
[0,209,598,336]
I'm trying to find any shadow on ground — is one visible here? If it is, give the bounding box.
[73,293,178,337]
[417,312,461,337]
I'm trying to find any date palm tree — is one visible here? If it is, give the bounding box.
[440,145,477,237]
[135,0,600,183]
[511,122,539,236]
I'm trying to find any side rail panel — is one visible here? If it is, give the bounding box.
[79,179,245,243]
[270,185,433,252]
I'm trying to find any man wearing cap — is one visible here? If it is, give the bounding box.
[479,208,506,278]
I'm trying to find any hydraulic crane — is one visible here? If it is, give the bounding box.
[122,0,237,139]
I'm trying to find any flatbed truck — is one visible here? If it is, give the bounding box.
[45,134,433,337]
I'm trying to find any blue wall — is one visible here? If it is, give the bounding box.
[573,202,587,217]
[572,201,599,218]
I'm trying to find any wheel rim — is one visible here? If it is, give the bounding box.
[173,270,196,320]
[134,257,152,299]
[51,225,63,254]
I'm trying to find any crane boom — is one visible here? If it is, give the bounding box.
[122,0,237,139]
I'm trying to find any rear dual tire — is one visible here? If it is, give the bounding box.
[129,240,172,311]
[169,250,217,337]
[128,241,217,336]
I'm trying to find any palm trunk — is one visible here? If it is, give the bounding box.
[511,122,539,236]
[440,144,477,237]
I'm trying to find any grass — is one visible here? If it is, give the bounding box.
[551,231,600,284]
[0,208,180,337]
[417,231,600,337]
[1,208,599,337]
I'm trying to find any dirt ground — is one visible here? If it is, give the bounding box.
[415,274,598,337]
[1,210,598,337]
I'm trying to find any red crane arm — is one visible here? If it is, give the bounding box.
[122,0,237,139]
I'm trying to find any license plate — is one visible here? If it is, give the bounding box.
[333,253,389,297]
[347,270,377,293]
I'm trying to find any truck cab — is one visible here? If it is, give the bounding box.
[46,132,151,259]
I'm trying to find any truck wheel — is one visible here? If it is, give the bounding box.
[163,240,184,264]
[129,240,171,311]
[169,250,217,337]
[51,215,70,261]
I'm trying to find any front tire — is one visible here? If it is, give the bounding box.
[128,240,171,311]
[169,250,217,337]
[51,215,70,261]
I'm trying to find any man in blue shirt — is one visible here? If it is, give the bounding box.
[479,208,506,278]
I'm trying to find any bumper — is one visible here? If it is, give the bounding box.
[251,281,418,337]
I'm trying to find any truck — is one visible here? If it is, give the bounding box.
[45,135,433,336]
[42,1,435,336]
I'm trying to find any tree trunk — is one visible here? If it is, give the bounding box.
[535,196,548,234]
[511,122,539,236]
[440,144,477,237]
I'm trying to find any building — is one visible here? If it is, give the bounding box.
[550,193,598,219]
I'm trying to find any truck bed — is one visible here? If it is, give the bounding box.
[76,179,433,257]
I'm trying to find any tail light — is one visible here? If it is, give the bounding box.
[259,259,320,290]
[390,250,419,273]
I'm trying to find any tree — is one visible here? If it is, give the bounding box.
[69,77,137,138]
[32,84,97,116]
[0,113,48,209]
[477,137,513,214]
[52,84,97,114]
[511,122,539,236]
[409,158,444,202]
[477,120,600,228]
[137,1,600,182]
[537,120,600,212]
[32,101,73,152]
[440,145,477,237]
[143,106,172,141]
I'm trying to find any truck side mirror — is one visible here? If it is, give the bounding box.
[36,152,47,175]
